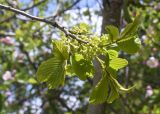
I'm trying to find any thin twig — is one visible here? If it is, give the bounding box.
[0,4,88,44]
[22,0,46,11]
[0,0,46,24]
[60,0,81,14]
[46,0,81,19]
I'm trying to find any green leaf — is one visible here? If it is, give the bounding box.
[107,79,119,103]
[89,76,109,104]
[107,50,118,59]
[53,40,69,60]
[71,54,94,80]
[107,73,134,103]
[109,74,134,93]
[107,67,117,78]
[37,40,69,89]
[117,16,142,52]
[109,58,128,70]
[120,15,141,38]
[65,65,75,76]
[106,25,119,41]
[37,58,66,89]
[117,37,141,54]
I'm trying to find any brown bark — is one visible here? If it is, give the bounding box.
[101,0,123,32]
[87,0,123,114]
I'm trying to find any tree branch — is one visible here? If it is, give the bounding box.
[0,0,46,24]
[47,0,81,19]
[22,0,46,11]
[0,3,88,44]
[46,0,81,20]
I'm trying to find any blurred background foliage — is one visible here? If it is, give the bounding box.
[0,0,160,114]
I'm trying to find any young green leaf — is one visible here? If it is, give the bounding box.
[107,50,118,60]
[106,25,119,41]
[120,15,141,38]
[36,58,66,89]
[109,58,128,70]
[89,75,109,104]
[117,37,141,54]
[53,40,69,60]
[71,54,94,80]
[37,40,69,89]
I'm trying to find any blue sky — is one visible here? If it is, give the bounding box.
[20,0,97,6]
[18,0,99,17]
[20,0,98,9]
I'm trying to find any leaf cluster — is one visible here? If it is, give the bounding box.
[36,16,141,104]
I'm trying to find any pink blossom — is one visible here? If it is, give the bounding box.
[0,37,15,45]
[146,57,159,68]
[145,85,153,98]
[2,71,14,81]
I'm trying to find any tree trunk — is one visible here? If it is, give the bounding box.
[87,0,123,114]
[101,0,123,32]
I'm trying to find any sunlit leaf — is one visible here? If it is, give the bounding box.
[37,57,66,89]
[109,58,128,70]
[71,54,94,80]
[117,37,141,54]
[37,40,69,89]
[106,25,119,41]
[53,40,69,60]
[107,50,118,59]
[120,15,141,38]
